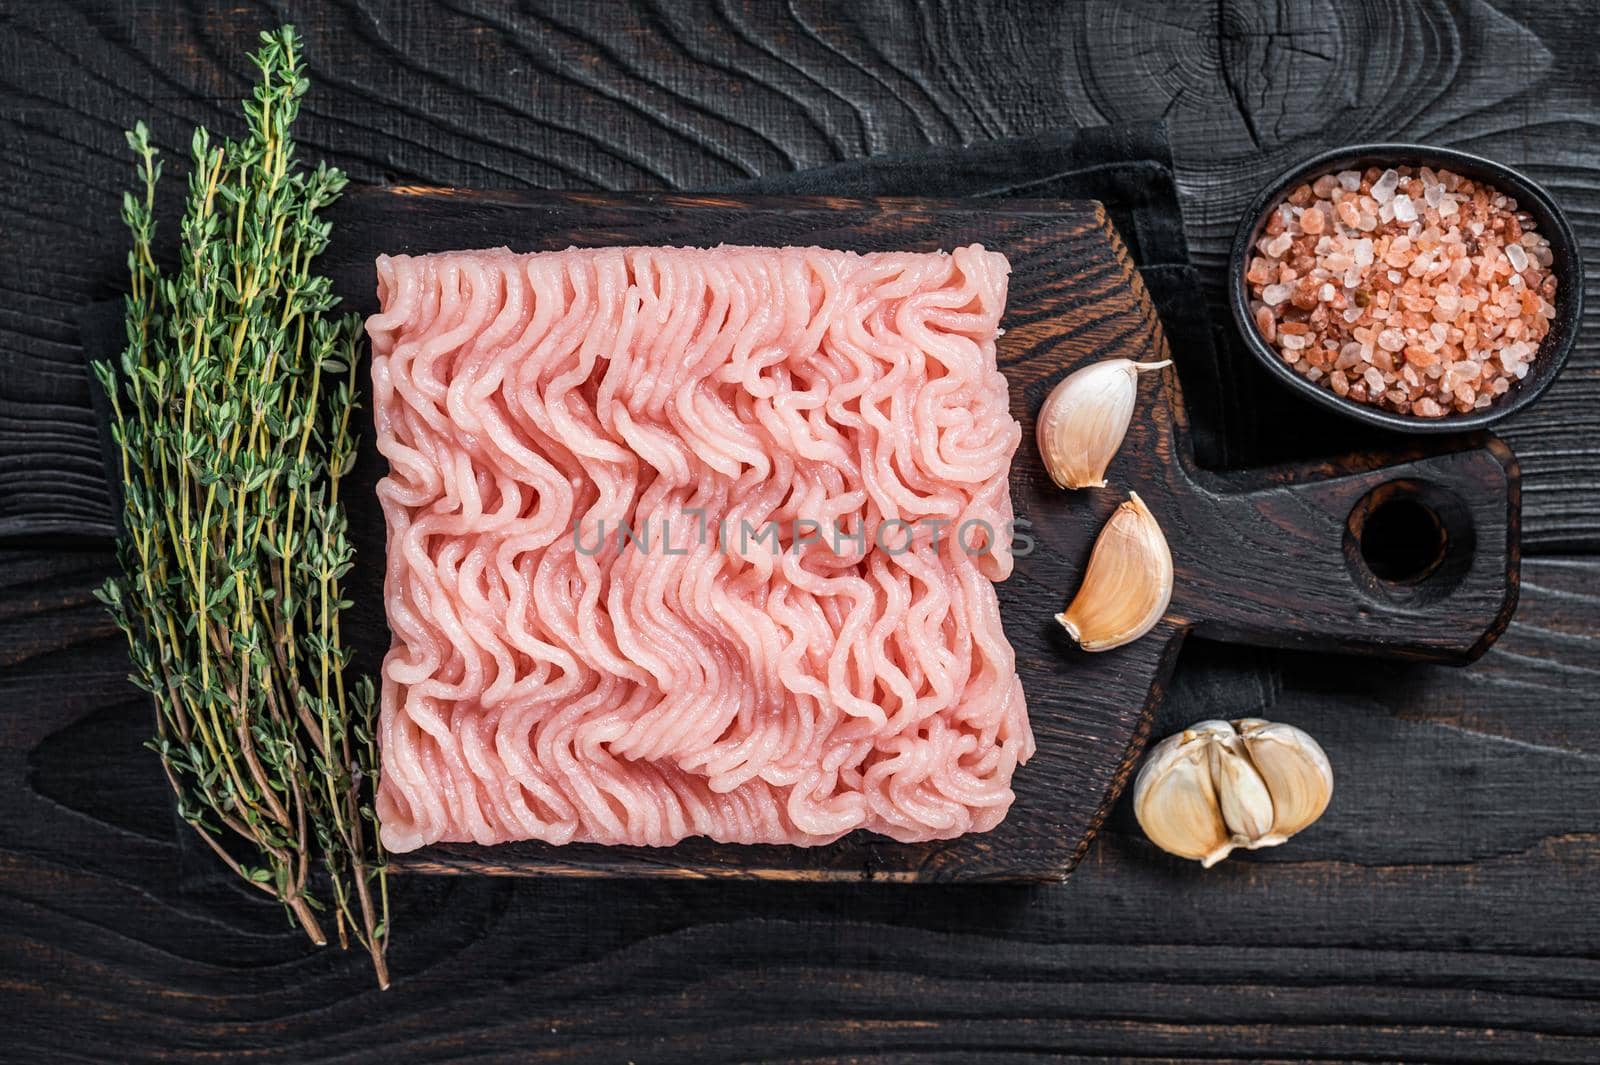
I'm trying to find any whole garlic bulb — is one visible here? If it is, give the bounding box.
[1132,718,1332,867]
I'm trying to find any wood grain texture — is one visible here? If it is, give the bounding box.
[7,547,1600,1062]
[2,0,1599,550]
[3,1,1600,1061]
[1054,0,1600,549]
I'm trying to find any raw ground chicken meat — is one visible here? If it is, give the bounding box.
[1245,165,1558,417]
[367,243,1033,853]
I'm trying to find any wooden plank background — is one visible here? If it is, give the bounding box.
[3,1,1599,1061]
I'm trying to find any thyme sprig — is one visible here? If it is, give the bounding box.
[93,26,389,988]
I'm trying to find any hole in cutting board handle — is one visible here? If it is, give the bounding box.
[1361,497,1444,581]
[1345,480,1476,605]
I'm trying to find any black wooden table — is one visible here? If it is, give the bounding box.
[4,3,1598,1061]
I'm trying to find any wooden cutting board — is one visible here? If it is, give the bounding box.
[324,188,1518,882]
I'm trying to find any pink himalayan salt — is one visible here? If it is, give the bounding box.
[1245,164,1558,417]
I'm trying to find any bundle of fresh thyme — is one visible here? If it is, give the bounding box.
[94,26,389,987]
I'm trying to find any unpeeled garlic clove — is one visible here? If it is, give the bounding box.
[1209,730,1275,844]
[1056,492,1173,652]
[1132,727,1235,867]
[1131,718,1334,866]
[1234,718,1334,845]
[1036,358,1170,489]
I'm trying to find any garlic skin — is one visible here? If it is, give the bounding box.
[1056,492,1173,652]
[1036,358,1170,489]
[1234,718,1334,844]
[1132,718,1333,866]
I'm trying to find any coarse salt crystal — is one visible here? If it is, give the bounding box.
[1373,169,1400,202]
[1343,305,1363,324]
[1506,243,1529,271]
[1262,283,1292,306]
[1378,329,1407,352]
[1319,283,1336,301]
[1353,238,1374,266]
[1424,184,1444,208]
[1364,366,1386,392]
[1393,195,1417,223]
[1338,170,1361,191]
[1281,333,1308,350]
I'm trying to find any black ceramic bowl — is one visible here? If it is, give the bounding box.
[1228,143,1583,433]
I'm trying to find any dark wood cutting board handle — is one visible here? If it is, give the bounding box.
[1166,436,1519,664]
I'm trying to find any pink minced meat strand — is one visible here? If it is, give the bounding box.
[367,244,1032,852]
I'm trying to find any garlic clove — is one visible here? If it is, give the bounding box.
[1209,730,1276,845]
[1036,358,1169,489]
[1234,718,1333,844]
[1056,492,1173,652]
[1132,728,1235,867]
